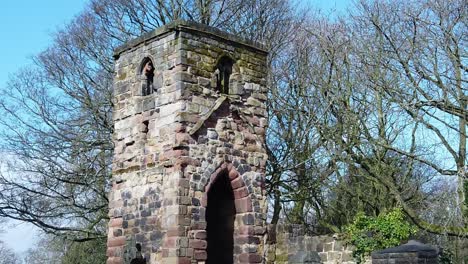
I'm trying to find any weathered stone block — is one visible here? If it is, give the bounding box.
[239,253,262,263]
[288,251,321,264]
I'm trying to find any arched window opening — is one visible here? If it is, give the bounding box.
[206,171,235,264]
[214,56,234,94]
[140,58,154,96]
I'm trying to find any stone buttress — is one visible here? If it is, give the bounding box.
[107,21,269,264]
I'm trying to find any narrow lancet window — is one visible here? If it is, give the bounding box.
[141,58,154,96]
[215,56,234,94]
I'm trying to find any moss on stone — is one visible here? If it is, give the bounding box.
[118,71,127,80]
[276,253,289,262]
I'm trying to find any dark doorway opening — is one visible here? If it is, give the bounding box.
[206,171,235,264]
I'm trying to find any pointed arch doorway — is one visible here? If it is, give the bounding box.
[206,170,235,264]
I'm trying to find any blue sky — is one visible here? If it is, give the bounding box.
[0,0,89,255]
[0,0,350,92]
[0,0,351,256]
[0,0,89,90]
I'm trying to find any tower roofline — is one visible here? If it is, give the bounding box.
[114,20,268,59]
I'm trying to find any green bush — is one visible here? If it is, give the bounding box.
[345,208,416,263]
[438,248,454,264]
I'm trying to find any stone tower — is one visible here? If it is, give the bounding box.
[107,21,268,264]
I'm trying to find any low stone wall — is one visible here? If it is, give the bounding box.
[315,237,355,264]
[266,225,361,264]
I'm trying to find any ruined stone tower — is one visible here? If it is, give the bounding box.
[107,21,268,264]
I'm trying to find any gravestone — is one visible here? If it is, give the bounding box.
[372,240,438,264]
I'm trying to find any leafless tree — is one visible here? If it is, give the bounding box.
[349,0,467,235]
[0,241,20,264]
[266,0,466,238]
[0,12,114,239]
[0,0,300,244]
[0,219,20,264]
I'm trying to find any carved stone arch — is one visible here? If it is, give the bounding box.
[201,162,254,264]
[202,163,253,211]
[213,53,235,67]
[137,56,155,74]
[138,56,155,96]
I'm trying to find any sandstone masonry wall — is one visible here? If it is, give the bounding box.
[266,225,362,264]
[107,21,268,264]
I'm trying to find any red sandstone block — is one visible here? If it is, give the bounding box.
[235,235,249,244]
[107,237,125,247]
[106,247,117,257]
[190,221,207,230]
[109,218,123,228]
[254,127,265,136]
[201,195,207,207]
[112,182,124,190]
[229,169,239,180]
[175,149,189,156]
[189,239,207,249]
[235,235,260,244]
[109,200,124,208]
[106,257,123,264]
[146,216,158,225]
[236,225,254,235]
[210,171,220,183]
[234,186,249,199]
[255,226,266,235]
[231,177,245,189]
[239,253,262,263]
[235,197,252,213]
[177,179,190,188]
[177,257,191,264]
[160,149,188,161]
[174,123,186,133]
[175,132,190,145]
[204,183,211,192]
[167,226,185,237]
[194,230,207,239]
[175,157,201,167]
[164,237,177,248]
[194,250,207,260]
[244,131,257,142]
[248,116,260,126]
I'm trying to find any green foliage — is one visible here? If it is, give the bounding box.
[345,208,416,263]
[438,248,454,264]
